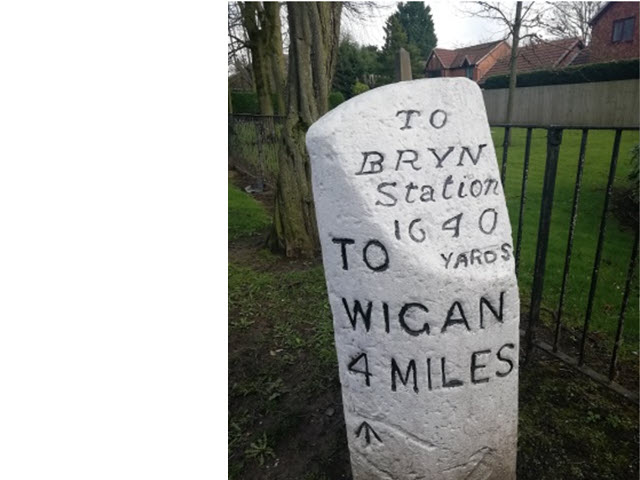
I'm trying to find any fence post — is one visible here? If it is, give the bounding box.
[525,127,562,364]
[255,120,265,192]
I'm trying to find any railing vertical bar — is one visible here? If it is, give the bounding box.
[500,126,511,186]
[578,129,622,366]
[525,127,563,364]
[553,129,589,351]
[515,128,533,276]
[608,231,639,381]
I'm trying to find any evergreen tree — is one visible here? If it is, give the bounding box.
[333,37,380,98]
[395,2,437,60]
[380,14,421,80]
[333,38,361,98]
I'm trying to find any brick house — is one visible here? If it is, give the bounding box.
[572,2,639,65]
[481,38,584,82]
[424,40,510,83]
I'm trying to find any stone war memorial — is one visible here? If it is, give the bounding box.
[307,78,520,479]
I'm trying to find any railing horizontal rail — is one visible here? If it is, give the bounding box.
[490,123,639,131]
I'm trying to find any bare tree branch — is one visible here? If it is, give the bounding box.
[538,1,602,43]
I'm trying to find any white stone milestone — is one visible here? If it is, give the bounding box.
[307,78,519,480]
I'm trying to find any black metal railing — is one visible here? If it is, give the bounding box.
[229,114,640,402]
[494,123,639,402]
[228,114,285,188]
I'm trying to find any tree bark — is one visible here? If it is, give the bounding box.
[264,3,285,115]
[505,1,522,133]
[269,2,342,257]
[240,2,285,116]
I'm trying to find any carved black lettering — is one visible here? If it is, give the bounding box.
[480,291,505,329]
[501,243,512,261]
[484,178,499,195]
[470,179,483,197]
[429,147,455,168]
[348,352,372,386]
[479,208,498,234]
[357,151,384,175]
[398,303,430,336]
[363,240,389,272]
[426,358,433,390]
[391,358,419,393]
[442,212,462,238]
[453,253,468,269]
[441,301,470,332]
[332,237,355,270]
[484,250,497,263]
[471,349,491,384]
[420,185,435,202]
[376,182,397,207]
[396,109,421,130]
[457,144,487,166]
[408,218,426,243]
[383,302,390,333]
[429,109,447,129]
[355,421,382,444]
[342,298,373,331]
[441,357,464,388]
[496,343,516,377]
[457,181,467,198]
[405,182,418,203]
[470,248,483,265]
[441,252,454,269]
[442,174,455,199]
[394,220,401,240]
[396,149,420,171]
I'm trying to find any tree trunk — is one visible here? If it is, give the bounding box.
[269,2,342,257]
[264,3,286,115]
[240,2,282,116]
[505,1,522,137]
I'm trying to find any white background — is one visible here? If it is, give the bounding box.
[0,1,221,478]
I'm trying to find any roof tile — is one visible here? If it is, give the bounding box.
[430,40,505,69]
[483,38,583,79]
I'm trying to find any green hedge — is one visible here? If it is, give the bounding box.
[231,91,281,114]
[482,58,640,89]
[329,91,345,110]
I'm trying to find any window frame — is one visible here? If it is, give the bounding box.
[465,66,474,79]
[612,16,635,43]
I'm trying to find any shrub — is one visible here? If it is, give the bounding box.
[482,58,640,89]
[231,92,260,114]
[230,92,281,115]
[352,81,370,96]
[329,91,345,110]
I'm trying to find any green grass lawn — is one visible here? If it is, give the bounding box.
[228,180,638,479]
[493,127,639,353]
[228,181,271,241]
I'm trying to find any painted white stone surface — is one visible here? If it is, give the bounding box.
[307,78,519,480]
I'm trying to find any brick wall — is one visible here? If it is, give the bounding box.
[590,2,639,62]
[476,42,511,82]
[425,55,443,71]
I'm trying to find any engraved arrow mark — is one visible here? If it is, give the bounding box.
[355,421,382,445]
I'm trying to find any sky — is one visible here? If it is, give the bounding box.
[341,1,516,50]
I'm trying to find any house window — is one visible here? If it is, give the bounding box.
[612,17,635,42]
[466,66,473,79]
